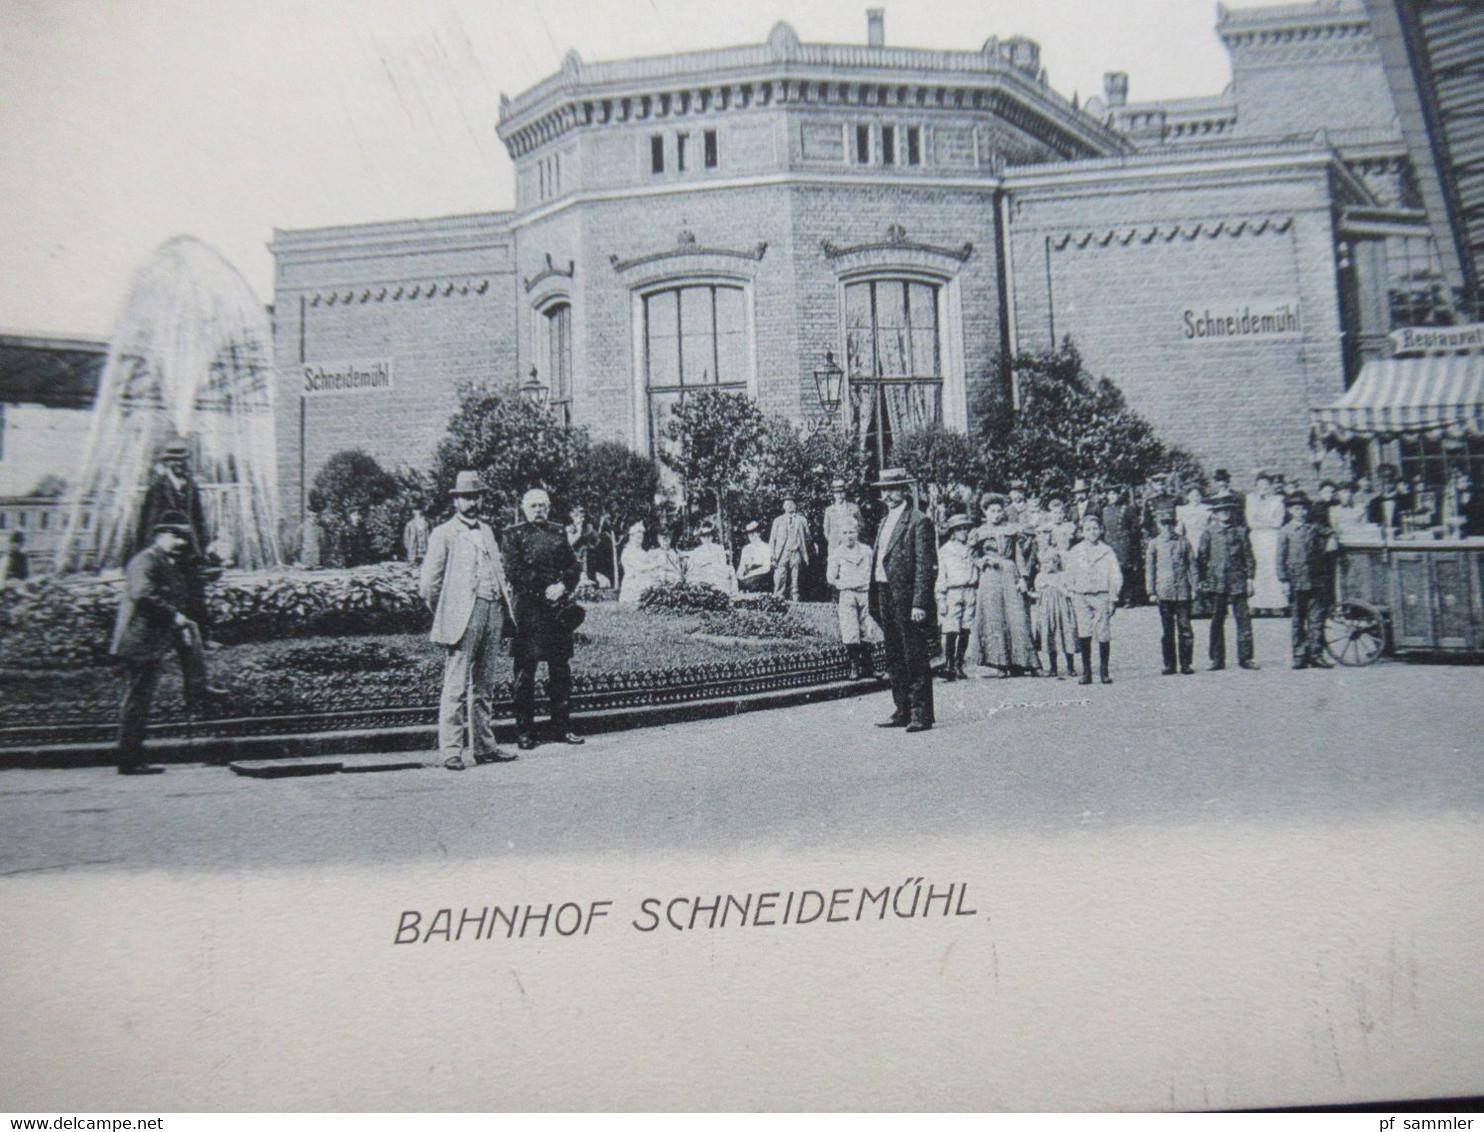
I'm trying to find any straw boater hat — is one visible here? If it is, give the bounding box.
[1286,490,1312,507]
[1210,496,1243,513]
[945,513,975,533]
[980,492,1009,508]
[872,466,914,488]
[159,440,191,460]
[449,471,487,495]
[830,478,847,491]
[744,520,761,533]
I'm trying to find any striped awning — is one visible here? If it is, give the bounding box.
[1310,353,1484,442]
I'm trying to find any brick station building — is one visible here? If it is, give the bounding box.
[270,1,1470,522]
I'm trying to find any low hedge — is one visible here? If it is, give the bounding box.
[697,609,819,640]
[0,564,433,670]
[638,582,732,614]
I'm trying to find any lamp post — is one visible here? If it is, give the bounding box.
[519,364,550,410]
[806,349,845,436]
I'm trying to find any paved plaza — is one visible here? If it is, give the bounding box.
[2,610,1480,873]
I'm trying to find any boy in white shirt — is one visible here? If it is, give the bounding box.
[827,520,876,679]
[1063,513,1124,685]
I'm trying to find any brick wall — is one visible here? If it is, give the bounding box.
[1007,155,1349,483]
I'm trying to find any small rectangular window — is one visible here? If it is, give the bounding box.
[704,128,718,168]
[881,125,895,166]
[906,126,921,166]
[651,135,665,174]
[676,132,688,172]
[855,124,871,164]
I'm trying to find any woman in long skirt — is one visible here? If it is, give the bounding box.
[1245,473,1287,612]
[971,493,1040,676]
[1033,496,1080,678]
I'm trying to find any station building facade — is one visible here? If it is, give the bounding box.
[270,1,1458,522]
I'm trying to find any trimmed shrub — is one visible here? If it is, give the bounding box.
[638,582,732,614]
[0,564,433,670]
[697,609,819,640]
[732,593,790,615]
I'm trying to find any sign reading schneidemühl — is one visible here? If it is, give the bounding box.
[1181,299,1302,342]
[302,358,393,396]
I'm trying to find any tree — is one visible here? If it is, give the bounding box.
[975,341,1202,493]
[311,449,402,565]
[573,441,661,585]
[890,424,985,518]
[737,417,870,536]
[432,387,588,521]
[663,390,766,552]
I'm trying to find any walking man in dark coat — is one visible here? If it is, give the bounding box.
[110,510,225,774]
[1277,492,1339,669]
[868,467,937,733]
[502,487,585,750]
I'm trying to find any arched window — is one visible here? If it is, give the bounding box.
[539,301,572,425]
[642,283,748,455]
[842,277,943,468]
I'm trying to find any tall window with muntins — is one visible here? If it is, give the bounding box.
[643,284,748,456]
[542,302,573,425]
[843,278,943,468]
[676,132,689,172]
[704,129,718,168]
[855,125,871,164]
[881,125,895,166]
[906,125,921,166]
[651,135,665,175]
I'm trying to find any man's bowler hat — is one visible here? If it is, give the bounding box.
[153,510,194,536]
[449,471,487,495]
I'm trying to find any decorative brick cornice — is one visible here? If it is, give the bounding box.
[822,223,973,262]
[609,229,768,273]
[523,253,575,293]
[305,279,493,306]
[1048,216,1294,250]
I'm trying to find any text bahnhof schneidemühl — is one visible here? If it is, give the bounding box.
[394,880,979,943]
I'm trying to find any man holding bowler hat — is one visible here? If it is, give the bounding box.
[502,487,585,751]
[868,467,937,733]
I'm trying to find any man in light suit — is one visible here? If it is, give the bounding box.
[769,497,811,601]
[868,467,937,733]
[421,471,516,770]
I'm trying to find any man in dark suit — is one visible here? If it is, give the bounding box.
[110,511,226,775]
[502,487,585,750]
[868,467,937,733]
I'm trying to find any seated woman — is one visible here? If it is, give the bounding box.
[617,519,655,604]
[648,528,686,588]
[684,521,735,593]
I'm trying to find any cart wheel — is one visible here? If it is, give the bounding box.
[1324,600,1386,667]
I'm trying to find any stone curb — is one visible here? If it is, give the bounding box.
[0,674,891,770]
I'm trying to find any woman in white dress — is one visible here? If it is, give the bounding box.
[1245,473,1288,611]
[1176,485,1211,557]
[1032,497,1079,678]
[684,521,736,593]
[617,519,655,604]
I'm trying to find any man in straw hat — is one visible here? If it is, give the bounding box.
[110,510,227,775]
[868,467,937,732]
[503,487,586,750]
[421,471,517,770]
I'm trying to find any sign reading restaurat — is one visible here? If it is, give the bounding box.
[1181,300,1302,343]
[1389,323,1484,355]
[301,358,394,396]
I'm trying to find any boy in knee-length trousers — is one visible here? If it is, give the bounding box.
[1063,513,1124,685]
